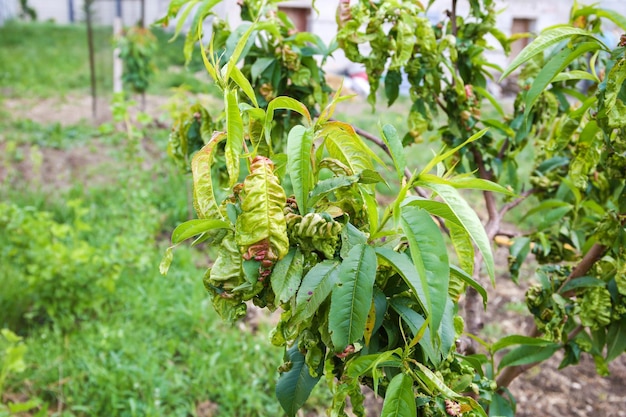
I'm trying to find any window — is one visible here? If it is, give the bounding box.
[278,6,310,33]
[510,18,536,59]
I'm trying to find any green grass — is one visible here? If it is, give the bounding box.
[0,114,335,416]
[0,22,213,98]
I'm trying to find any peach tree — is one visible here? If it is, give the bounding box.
[159,1,626,416]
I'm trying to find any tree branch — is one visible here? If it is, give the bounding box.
[496,243,608,389]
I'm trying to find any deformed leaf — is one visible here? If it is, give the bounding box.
[191,132,227,219]
[236,156,289,261]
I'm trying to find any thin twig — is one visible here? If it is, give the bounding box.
[500,189,535,216]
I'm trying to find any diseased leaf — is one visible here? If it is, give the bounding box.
[159,246,174,275]
[380,373,416,417]
[320,121,384,173]
[276,344,323,417]
[225,89,243,187]
[191,132,227,219]
[329,244,377,351]
[236,156,289,261]
[271,248,304,303]
[287,126,315,213]
[414,362,487,417]
[400,205,449,336]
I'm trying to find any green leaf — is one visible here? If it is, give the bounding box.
[400,205,449,336]
[271,248,304,304]
[276,344,323,417]
[449,222,475,278]
[376,248,428,314]
[360,186,380,235]
[385,70,402,107]
[552,69,598,83]
[251,57,274,80]
[191,132,227,219]
[492,335,556,353]
[419,129,488,176]
[171,219,231,244]
[225,20,257,81]
[419,174,516,196]
[606,317,626,362]
[235,157,289,260]
[388,298,435,361]
[265,97,312,144]
[524,42,600,117]
[560,276,606,293]
[230,64,259,107]
[380,373,416,417]
[346,349,403,379]
[287,126,315,213]
[329,244,377,351]
[481,119,515,137]
[340,223,369,259]
[185,0,221,65]
[489,392,516,417]
[308,175,361,208]
[473,85,504,117]
[292,260,340,324]
[449,265,487,308]
[418,183,495,285]
[595,9,626,31]
[498,343,560,370]
[501,26,607,80]
[380,124,407,183]
[225,89,243,188]
[170,0,200,43]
